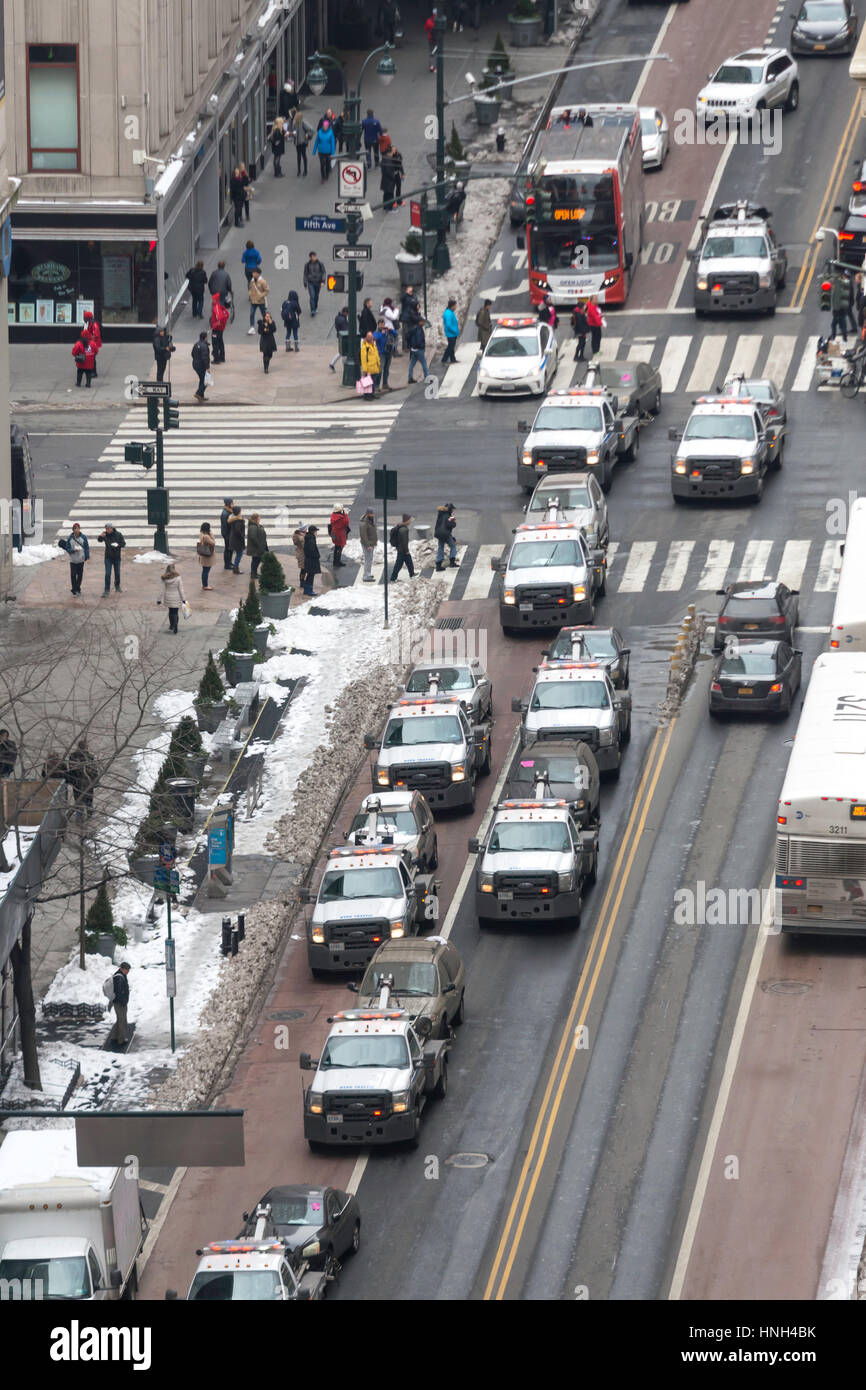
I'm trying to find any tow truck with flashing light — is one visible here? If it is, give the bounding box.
[689,200,787,316]
[493,518,606,633]
[299,979,450,1150]
[345,790,438,872]
[468,773,598,927]
[172,1204,334,1301]
[512,662,631,775]
[363,677,493,812]
[669,394,778,503]
[516,385,640,494]
[299,843,439,976]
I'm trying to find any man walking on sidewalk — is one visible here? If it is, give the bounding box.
[303,251,326,317]
[390,514,415,582]
[407,319,430,383]
[210,292,229,362]
[153,326,175,382]
[97,524,125,594]
[229,506,246,574]
[329,305,349,371]
[60,522,90,597]
[220,498,234,571]
[248,267,270,334]
[360,507,378,581]
[107,963,132,1049]
[361,108,383,167]
[192,331,210,401]
[434,502,458,570]
[208,260,232,307]
[442,299,460,364]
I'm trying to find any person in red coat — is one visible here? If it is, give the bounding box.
[425,12,436,70]
[210,292,229,364]
[82,310,102,376]
[328,504,351,568]
[586,296,604,358]
[72,334,96,387]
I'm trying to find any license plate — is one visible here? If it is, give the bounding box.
[743,624,758,630]
[737,687,753,695]
[331,942,344,952]
[498,384,515,391]
[499,890,513,901]
[814,42,825,49]
[519,603,533,613]
[326,1113,343,1124]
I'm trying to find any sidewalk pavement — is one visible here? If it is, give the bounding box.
[9,13,552,409]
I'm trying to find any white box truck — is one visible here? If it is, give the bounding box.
[0,1130,146,1300]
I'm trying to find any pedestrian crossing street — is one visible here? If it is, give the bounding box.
[60,404,403,547]
[346,535,844,602]
[437,328,830,401]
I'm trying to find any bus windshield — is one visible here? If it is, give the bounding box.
[529,228,619,272]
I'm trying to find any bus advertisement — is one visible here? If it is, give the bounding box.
[776,652,866,935]
[523,104,645,308]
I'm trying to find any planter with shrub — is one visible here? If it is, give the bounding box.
[168,714,206,783]
[85,875,127,959]
[445,124,471,179]
[221,611,257,686]
[508,0,543,47]
[195,651,227,733]
[396,230,425,287]
[258,551,294,621]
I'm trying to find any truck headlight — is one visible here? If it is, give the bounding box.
[740,460,754,474]
[558,870,575,891]
[479,874,494,892]
[674,461,687,474]
[376,768,390,786]
[311,926,325,944]
[390,921,405,938]
[598,728,615,746]
[758,273,771,289]
[308,1094,323,1115]
[573,584,586,601]
[392,1090,410,1113]
[522,450,532,465]
[503,588,516,605]
[587,450,599,464]
[451,764,466,782]
[696,279,708,291]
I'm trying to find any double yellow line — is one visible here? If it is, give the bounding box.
[791,93,862,312]
[482,720,675,1300]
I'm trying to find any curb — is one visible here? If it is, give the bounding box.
[660,605,706,718]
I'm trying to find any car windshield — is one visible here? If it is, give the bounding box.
[640,116,660,136]
[703,236,769,259]
[529,485,593,512]
[511,540,583,568]
[550,631,617,659]
[724,598,779,618]
[349,810,418,838]
[488,821,572,853]
[799,2,846,18]
[720,653,778,676]
[0,1256,88,1300]
[383,715,463,746]
[319,866,403,900]
[511,756,587,786]
[319,1034,410,1069]
[532,681,609,710]
[726,380,772,400]
[532,406,603,431]
[406,667,473,692]
[188,1271,282,1301]
[712,64,763,84]
[486,333,538,358]
[360,961,438,997]
[264,1194,324,1226]
[683,414,756,441]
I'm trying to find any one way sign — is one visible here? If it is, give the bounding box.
[334,244,372,261]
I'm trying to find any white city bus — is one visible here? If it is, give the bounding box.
[776,652,866,934]
[829,496,866,651]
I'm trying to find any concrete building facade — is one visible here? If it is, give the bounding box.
[4,0,324,340]
[0,0,20,598]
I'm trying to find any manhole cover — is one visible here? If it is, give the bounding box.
[267,1009,308,1021]
[761,979,813,996]
[308,606,370,619]
[444,1152,489,1169]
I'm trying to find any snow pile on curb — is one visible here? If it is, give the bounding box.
[132,550,179,565]
[155,571,450,1109]
[428,176,511,357]
[12,544,62,567]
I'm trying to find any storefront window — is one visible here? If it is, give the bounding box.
[28,44,79,171]
[8,239,158,325]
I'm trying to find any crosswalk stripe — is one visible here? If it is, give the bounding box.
[777,538,811,592]
[442,343,479,398]
[790,335,820,392]
[627,339,655,364]
[462,544,501,600]
[659,336,691,394]
[619,541,657,591]
[697,539,734,591]
[815,538,843,592]
[761,335,798,386]
[725,334,761,381]
[598,337,622,362]
[737,539,773,583]
[686,336,726,394]
[658,539,695,592]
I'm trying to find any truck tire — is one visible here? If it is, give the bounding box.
[453,991,465,1026]
[585,853,597,887]
[601,459,613,493]
[480,739,492,776]
[434,1059,448,1099]
[407,1106,422,1149]
[622,428,639,463]
[573,890,583,927]
[466,776,477,812]
[771,439,784,471]
[428,844,439,871]
[621,716,631,745]
[784,81,799,113]
[308,1139,328,1154]
[349,1220,361,1255]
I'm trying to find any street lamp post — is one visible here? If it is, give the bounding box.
[433,13,450,275]
[306,45,396,385]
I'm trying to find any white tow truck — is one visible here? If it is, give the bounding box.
[364,678,492,811]
[516,386,640,494]
[300,981,449,1150]
[173,1204,334,1301]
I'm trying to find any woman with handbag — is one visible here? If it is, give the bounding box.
[197,523,216,589]
[360,332,381,398]
[258,312,278,373]
[157,564,187,634]
[246,513,269,578]
[239,164,252,221]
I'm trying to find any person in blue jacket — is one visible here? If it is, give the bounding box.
[313,119,336,182]
[241,240,262,285]
[361,109,383,168]
[442,298,460,364]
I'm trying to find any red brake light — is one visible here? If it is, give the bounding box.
[854,182,863,192]
[839,232,855,241]
[769,614,785,624]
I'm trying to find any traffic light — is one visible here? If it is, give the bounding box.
[537,187,553,221]
[327,272,346,293]
[163,397,180,430]
[820,279,832,311]
[124,441,154,469]
[147,487,170,526]
[146,397,160,430]
[524,193,536,227]
[355,272,364,290]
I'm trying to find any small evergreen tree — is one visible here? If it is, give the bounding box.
[446,123,466,161]
[197,651,225,707]
[169,714,203,762]
[224,610,255,655]
[242,578,263,627]
[85,876,114,935]
[258,550,288,594]
[487,34,511,73]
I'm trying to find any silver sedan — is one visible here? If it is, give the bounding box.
[639,107,669,169]
[403,660,494,721]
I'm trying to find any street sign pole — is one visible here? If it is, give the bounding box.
[375,464,397,630]
[154,427,168,554]
[344,209,362,387]
[433,14,451,275]
[420,193,429,322]
[166,891,175,1053]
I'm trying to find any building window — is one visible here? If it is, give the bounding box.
[27,44,80,172]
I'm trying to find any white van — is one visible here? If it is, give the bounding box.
[829,497,866,651]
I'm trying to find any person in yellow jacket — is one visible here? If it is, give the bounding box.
[360,331,381,397]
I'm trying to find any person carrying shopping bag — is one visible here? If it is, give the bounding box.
[157,563,187,634]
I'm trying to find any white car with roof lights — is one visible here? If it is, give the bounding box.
[477,316,558,398]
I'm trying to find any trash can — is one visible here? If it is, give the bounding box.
[166,777,196,831]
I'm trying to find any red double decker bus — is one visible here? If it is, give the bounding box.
[523,104,645,308]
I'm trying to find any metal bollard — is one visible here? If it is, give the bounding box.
[496,126,506,153]
[237,913,245,943]
[221,916,232,956]
[231,924,239,957]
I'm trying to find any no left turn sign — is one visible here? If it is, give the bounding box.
[337,157,367,199]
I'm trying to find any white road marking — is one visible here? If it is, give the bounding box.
[659,336,691,394]
[619,541,657,592]
[761,335,798,386]
[686,336,726,394]
[462,544,502,601]
[777,539,811,593]
[658,540,695,592]
[697,539,734,591]
[725,334,761,382]
[790,335,820,392]
[737,539,773,583]
[439,343,480,398]
[815,539,843,592]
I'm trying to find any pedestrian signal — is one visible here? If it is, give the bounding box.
[327,273,346,293]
